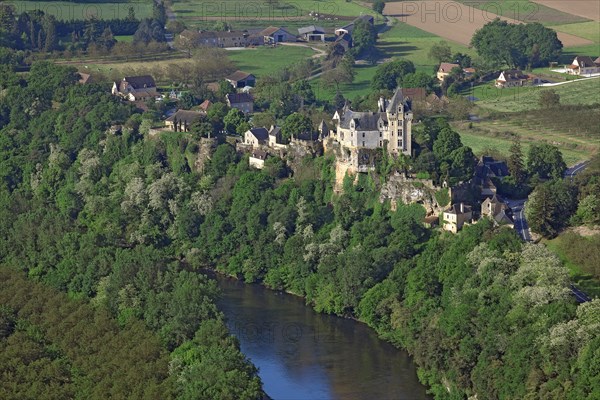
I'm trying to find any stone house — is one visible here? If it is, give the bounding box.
[226,93,254,114]
[495,70,541,88]
[112,75,158,102]
[437,63,460,81]
[244,127,269,146]
[249,149,268,169]
[225,71,256,88]
[442,203,473,233]
[164,110,205,132]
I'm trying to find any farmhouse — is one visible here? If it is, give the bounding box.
[226,71,256,88]
[298,26,326,42]
[495,70,541,88]
[226,93,254,114]
[260,26,296,44]
[442,203,472,233]
[244,127,269,146]
[565,56,600,76]
[190,30,261,48]
[268,126,286,149]
[164,110,204,132]
[112,76,159,102]
[437,63,460,80]
[331,88,413,171]
[198,99,212,111]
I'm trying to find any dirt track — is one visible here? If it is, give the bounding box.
[530,0,600,22]
[384,1,593,47]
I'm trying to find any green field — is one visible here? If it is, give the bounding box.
[6,0,153,20]
[171,0,374,19]
[455,124,590,166]
[544,233,600,299]
[466,78,600,112]
[455,0,589,25]
[553,21,600,43]
[115,35,134,43]
[226,45,317,78]
[313,21,477,101]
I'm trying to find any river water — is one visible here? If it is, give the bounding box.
[214,274,431,400]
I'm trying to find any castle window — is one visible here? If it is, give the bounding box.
[379,132,382,138]
[362,141,365,146]
[397,140,401,147]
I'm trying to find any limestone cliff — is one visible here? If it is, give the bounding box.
[379,174,443,215]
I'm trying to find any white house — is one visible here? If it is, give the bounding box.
[565,56,600,76]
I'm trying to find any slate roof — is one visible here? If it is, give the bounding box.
[247,127,269,141]
[165,110,204,124]
[123,75,156,89]
[298,25,325,35]
[226,93,254,104]
[386,88,407,113]
[260,26,292,37]
[226,71,254,82]
[269,125,281,137]
[572,56,597,67]
[438,63,460,73]
[251,149,268,160]
[445,203,472,215]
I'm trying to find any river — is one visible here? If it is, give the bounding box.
[213,274,431,400]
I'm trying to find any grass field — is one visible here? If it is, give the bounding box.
[7,0,153,20]
[544,233,600,299]
[465,78,600,112]
[226,45,317,78]
[454,122,592,166]
[171,0,374,19]
[313,21,476,101]
[115,35,134,43]
[552,21,600,43]
[455,0,589,25]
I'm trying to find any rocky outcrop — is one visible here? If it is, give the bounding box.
[194,137,218,173]
[379,173,443,215]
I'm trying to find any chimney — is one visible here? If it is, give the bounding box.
[460,203,464,213]
[378,97,385,112]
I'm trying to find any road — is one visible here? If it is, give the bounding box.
[564,160,590,179]
[504,198,531,242]
[505,160,592,302]
[571,285,593,304]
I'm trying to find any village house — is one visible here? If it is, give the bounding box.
[565,56,600,76]
[227,93,254,114]
[437,63,460,81]
[164,110,205,132]
[298,26,326,42]
[495,70,541,88]
[112,75,159,102]
[260,26,296,44]
[335,15,375,36]
[442,203,473,233]
[482,195,514,228]
[268,126,286,149]
[244,127,269,146]
[436,64,476,81]
[330,88,413,172]
[249,149,268,169]
[226,71,256,89]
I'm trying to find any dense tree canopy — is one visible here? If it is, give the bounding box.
[471,19,562,68]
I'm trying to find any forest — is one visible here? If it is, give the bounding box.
[0,59,598,399]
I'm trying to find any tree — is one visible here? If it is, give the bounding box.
[574,195,600,225]
[450,146,476,182]
[508,136,526,184]
[332,91,346,110]
[282,112,313,142]
[471,19,562,69]
[527,144,566,180]
[433,127,462,161]
[223,108,247,135]
[350,19,377,58]
[452,52,472,68]
[400,72,434,91]
[292,79,315,105]
[371,59,415,90]
[373,1,385,14]
[428,41,452,64]
[538,89,560,109]
[525,180,577,237]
